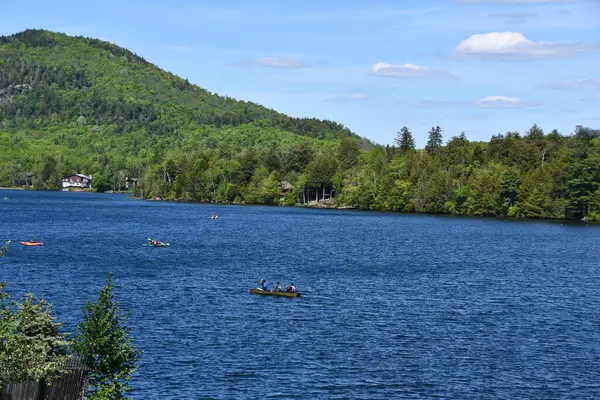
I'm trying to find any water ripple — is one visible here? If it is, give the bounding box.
[1,190,600,399]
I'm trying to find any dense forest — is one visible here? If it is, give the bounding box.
[1,30,599,221]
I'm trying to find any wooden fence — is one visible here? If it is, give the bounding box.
[0,357,89,400]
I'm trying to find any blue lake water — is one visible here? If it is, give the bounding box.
[1,189,600,399]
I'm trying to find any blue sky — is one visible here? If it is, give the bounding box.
[1,0,599,146]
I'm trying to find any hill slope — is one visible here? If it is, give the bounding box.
[0,29,374,198]
[0,29,360,140]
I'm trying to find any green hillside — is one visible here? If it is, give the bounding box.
[0,29,369,197]
[0,29,359,140]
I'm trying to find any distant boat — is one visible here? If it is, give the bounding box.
[249,288,301,298]
[211,214,219,219]
[20,241,43,246]
[143,242,170,247]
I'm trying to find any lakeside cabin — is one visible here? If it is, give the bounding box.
[62,173,92,189]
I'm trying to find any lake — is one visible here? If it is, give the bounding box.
[1,189,599,399]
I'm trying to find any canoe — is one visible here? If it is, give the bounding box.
[20,241,43,246]
[143,242,170,247]
[249,288,301,298]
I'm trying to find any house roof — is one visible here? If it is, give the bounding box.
[62,173,92,181]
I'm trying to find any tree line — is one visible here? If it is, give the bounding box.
[2,122,598,221]
[131,123,600,221]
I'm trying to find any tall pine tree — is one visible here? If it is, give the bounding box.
[395,127,415,154]
[425,126,443,154]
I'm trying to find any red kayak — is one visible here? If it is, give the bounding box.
[20,241,43,246]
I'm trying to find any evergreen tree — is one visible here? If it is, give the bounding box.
[565,158,599,219]
[425,126,443,154]
[73,272,142,400]
[395,127,415,154]
[525,123,544,140]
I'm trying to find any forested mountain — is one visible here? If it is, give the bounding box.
[1,29,599,222]
[0,29,358,139]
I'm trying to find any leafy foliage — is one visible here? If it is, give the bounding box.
[0,282,71,389]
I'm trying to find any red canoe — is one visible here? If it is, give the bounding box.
[20,241,43,246]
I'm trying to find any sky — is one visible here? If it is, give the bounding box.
[1,0,599,147]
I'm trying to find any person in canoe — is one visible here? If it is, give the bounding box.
[259,279,267,291]
[273,282,282,292]
[286,283,296,293]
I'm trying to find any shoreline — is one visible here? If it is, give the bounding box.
[1,187,594,224]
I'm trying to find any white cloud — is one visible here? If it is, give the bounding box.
[455,31,593,60]
[548,78,600,90]
[267,65,366,84]
[326,91,368,102]
[254,57,304,68]
[477,95,539,108]
[370,62,457,79]
[234,56,311,69]
[486,12,537,24]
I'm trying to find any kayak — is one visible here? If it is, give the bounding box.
[249,288,301,298]
[143,242,170,247]
[20,241,43,246]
